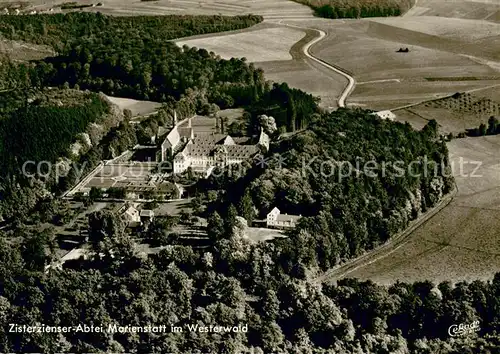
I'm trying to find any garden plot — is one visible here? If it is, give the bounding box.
[393,91,500,134]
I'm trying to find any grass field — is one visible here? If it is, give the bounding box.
[2,0,313,18]
[405,0,500,22]
[0,39,54,61]
[105,95,161,117]
[371,16,500,42]
[392,89,500,134]
[177,26,305,62]
[280,5,500,110]
[340,135,500,285]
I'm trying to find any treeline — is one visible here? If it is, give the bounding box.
[0,91,111,220]
[0,13,263,51]
[60,2,101,10]
[466,116,500,137]
[293,0,415,18]
[203,109,453,272]
[0,214,499,353]
[0,93,109,175]
[0,12,267,107]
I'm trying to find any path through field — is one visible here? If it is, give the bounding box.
[176,20,351,109]
[321,135,500,285]
[275,20,356,108]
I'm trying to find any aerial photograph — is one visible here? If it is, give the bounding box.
[0,0,499,352]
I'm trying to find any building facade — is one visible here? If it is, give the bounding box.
[266,207,301,229]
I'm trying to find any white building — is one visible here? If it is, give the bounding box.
[117,204,141,227]
[266,207,301,229]
[373,110,396,121]
[159,112,194,161]
[173,131,267,174]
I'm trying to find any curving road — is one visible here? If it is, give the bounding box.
[275,20,356,108]
[273,12,463,285]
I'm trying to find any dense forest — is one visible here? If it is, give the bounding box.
[0,93,108,175]
[249,82,321,132]
[292,0,415,18]
[0,212,499,353]
[1,11,496,354]
[0,13,266,104]
[202,109,454,272]
[0,13,262,51]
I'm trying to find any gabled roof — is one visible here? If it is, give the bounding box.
[178,127,193,139]
[276,214,301,223]
[192,134,228,146]
[162,126,180,148]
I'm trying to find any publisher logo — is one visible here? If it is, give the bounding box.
[448,321,480,337]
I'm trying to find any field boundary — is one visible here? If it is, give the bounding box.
[313,184,458,284]
[391,83,500,112]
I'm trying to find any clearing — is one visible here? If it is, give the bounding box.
[104,95,161,118]
[0,39,54,61]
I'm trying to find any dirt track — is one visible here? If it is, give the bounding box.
[274,20,356,108]
[313,187,457,285]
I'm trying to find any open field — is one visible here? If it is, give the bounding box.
[371,16,500,42]
[177,22,347,109]
[392,89,500,134]
[351,81,500,111]
[405,0,500,22]
[177,27,305,62]
[0,39,54,61]
[1,0,313,18]
[337,135,500,285]
[279,5,500,110]
[105,95,161,118]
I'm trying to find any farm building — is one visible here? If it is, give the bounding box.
[266,207,301,229]
[120,204,141,227]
